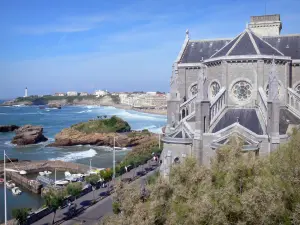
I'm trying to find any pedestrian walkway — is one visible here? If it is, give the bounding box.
[32,160,159,225]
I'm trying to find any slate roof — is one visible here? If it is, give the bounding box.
[179,31,300,63]
[212,109,263,135]
[279,108,300,134]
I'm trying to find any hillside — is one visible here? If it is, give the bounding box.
[1,94,120,106]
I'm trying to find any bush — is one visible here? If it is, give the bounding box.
[72,116,131,133]
[102,133,300,225]
[12,208,31,225]
[66,183,82,199]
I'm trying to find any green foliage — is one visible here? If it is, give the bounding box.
[66,183,82,199]
[85,174,100,186]
[12,208,31,225]
[102,133,300,225]
[100,169,113,182]
[112,201,121,214]
[72,116,131,133]
[44,188,65,211]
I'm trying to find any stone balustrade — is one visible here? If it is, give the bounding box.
[258,87,268,124]
[287,88,300,117]
[179,95,196,120]
[210,87,226,124]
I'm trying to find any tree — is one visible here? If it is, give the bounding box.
[100,169,113,182]
[85,174,100,202]
[12,208,31,225]
[66,182,82,200]
[44,189,65,225]
[102,132,300,225]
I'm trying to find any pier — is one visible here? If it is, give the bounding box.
[0,160,92,194]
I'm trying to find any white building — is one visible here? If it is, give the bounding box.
[67,91,78,96]
[94,90,107,97]
[54,93,65,96]
[79,92,89,96]
[24,87,28,97]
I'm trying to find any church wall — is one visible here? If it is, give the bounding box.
[177,67,200,100]
[206,64,223,100]
[292,65,300,89]
[226,62,258,107]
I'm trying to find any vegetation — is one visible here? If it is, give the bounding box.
[72,116,131,134]
[85,174,100,201]
[102,132,300,225]
[66,182,82,199]
[44,188,65,224]
[12,208,31,225]
[127,129,151,138]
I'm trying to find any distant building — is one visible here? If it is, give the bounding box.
[146,92,157,96]
[24,87,28,97]
[79,92,89,96]
[94,90,107,97]
[67,91,78,96]
[54,93,66,96]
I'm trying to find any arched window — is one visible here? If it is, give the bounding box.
[266,83,281,96]
[232,81,252,101]
[295,84,300,95]
[210,81,220,97]
[182,109,186,119]
[190,84,198,96]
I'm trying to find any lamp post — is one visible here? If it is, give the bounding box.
[4,150,7,225]
[113,136,116,179]
[89,159,92,172]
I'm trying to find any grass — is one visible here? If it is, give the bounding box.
[72,116,131,134]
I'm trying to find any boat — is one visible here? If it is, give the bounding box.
[0,178,4,183]
[39,172,45,176]
[19,170,27,175]
[6,180,15,189]
[55,180,69,186]
[12,187,22,195]
[44,171,52,176]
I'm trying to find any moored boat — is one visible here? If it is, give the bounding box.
[12,187,22,195]
[0,178,4,184]
[55,180,69,186]
[6,180,15,189]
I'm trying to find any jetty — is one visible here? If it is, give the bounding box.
[0,160,92,194]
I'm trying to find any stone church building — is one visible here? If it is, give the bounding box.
[161,14,300,177]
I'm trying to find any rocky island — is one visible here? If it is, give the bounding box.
[48,116,157,147]
[11,125,48,145]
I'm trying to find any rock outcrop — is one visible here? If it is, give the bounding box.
[0,125,19,132]
[48,128,155,147]
[47,103,62,109]
[11,125,48,145]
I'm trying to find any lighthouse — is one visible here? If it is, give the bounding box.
[24,87,28,97]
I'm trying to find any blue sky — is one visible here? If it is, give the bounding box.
[0,0,299,99]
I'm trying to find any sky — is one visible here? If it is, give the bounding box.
[0,0,299,99]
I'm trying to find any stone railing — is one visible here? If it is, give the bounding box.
[258,87,268,124]
[179,95,197,120]
[183,120,194,138]
[287,88,300,117]
[210,87,226,124]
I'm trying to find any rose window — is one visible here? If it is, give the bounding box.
[232,81,252,101]
[190,84,198,96]
[295,84,300,95]
[210,82,220,97]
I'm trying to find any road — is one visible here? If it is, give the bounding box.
[32,161,158,225]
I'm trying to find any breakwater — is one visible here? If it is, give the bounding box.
[0,160,92,194]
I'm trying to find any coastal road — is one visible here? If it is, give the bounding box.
[32,161,158,225]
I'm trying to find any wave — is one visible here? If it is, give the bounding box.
[49,148,97,162]
[136,125,157,130]
[76,109,93,114]
[4,141,16,147]
[0,113,8,115]
[112,110,166,121]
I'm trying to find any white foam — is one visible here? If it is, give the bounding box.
[0,113,7,115]
[4,141,16,147]
[136,125,157,130]
[111,110,166,121]
[148,126,164,134]
[49,148,97,162]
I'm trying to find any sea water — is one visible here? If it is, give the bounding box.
[0,105,166,222]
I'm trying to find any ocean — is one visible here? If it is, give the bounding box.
[0,105,166,222]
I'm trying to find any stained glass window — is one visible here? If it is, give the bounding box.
[210,82,220,97]
[232,81,252,101]
[295,84,300,95]
[190,84,198,96]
